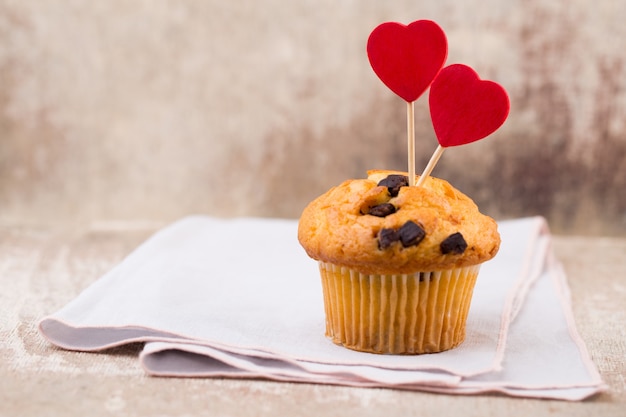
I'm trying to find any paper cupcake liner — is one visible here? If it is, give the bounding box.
[318,262,481,354]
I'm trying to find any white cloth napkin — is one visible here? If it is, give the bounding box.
[38,216,605,400]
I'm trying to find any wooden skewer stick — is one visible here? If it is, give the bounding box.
[416,144,445,187]
[407,101,416,187]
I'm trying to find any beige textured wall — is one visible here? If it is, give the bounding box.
[0,0,625,235]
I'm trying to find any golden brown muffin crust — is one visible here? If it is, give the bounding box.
[298,170,500,274]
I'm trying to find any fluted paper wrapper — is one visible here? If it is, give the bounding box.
[319,262,481,354]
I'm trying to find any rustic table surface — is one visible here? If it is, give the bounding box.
[2,223,625,417]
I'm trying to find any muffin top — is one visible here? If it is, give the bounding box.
[297,170,500,274]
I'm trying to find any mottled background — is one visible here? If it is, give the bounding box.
[0,0,624,235]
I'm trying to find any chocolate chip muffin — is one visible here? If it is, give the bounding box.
[298,170,500,354]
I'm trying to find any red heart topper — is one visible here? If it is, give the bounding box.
[367,20,448,103]
[429,64,510,147]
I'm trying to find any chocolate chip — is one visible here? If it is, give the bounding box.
[440,232,468,254]
[378,228,399,249]
[377,175,408,197]
[368,203,396,217]
[398,221,426,247]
